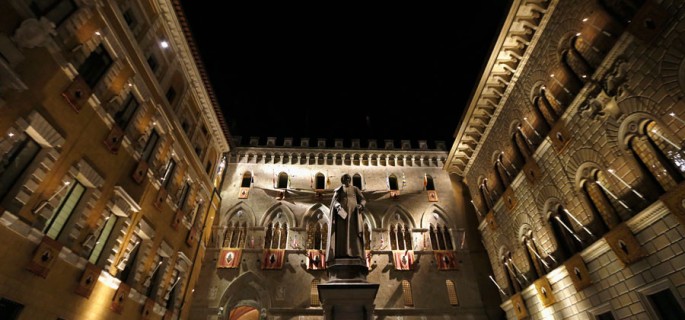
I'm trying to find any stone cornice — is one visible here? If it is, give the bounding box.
[446,0,553,175]
[163,0,229,152]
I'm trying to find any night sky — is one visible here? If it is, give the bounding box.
[178,3,512,147]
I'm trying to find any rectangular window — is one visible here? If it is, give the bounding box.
[596,312,615,320]
[44,181,86,239]
[30,0,77,26]
[0,135,41,200]
[0,297,24,319]
[147,55,158,72]
[315,175,325,190]
[122,9,137,29]
[114,94,139,129]
[177,182,190,210]
[78,45,113,88]
[647,289,685,320]
[165,87,176,104]
[88,215,118,264]
[141,130,159,162]
[162,159,176,188]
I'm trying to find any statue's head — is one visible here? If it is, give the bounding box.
[341,174,351,183]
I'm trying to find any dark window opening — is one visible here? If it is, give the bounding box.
[30,0,77,26]
[147,55,158,72]
[78,45,113,88]
[114,94,139,129]
[0,135,40,201]
[165,87,176,104]
[647,289,685,320]
[0,297,24,320]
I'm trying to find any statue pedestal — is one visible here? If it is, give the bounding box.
[319,258,379,320]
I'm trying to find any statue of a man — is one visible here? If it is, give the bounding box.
[326,173,366,264]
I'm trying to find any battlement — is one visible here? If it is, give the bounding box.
[230,136,448,151]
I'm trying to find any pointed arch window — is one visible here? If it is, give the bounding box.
[429,223,453,250]
[224,221,247,248]
[494,155,511,189]
[265,221,288,249]
[390,223,412,250]
[306,212,328,250]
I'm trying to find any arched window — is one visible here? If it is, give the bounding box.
[582,169,623,230]
[389,223,413,250]
[224,221,247,248]
[263,210,289,249]
[548,206,584,259]
[502,254,521,294]
[515,125,535,159]
[429,223,454,250]
[627,121,684,192]
[533,94,558,127]
[277,172,289,189]
[494,155,511,189]
[306,212,328,250]
[479,178,494,212]
[353,173,363,189]
[388,174,399,191]
[521,234,542,279]
[315,172,325,190]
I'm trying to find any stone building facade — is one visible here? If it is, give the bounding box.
[189,137,502,319]
[0,0,228,319]
[446,0,685,319]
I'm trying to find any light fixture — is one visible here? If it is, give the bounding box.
[95,31,101,36]
[160,40,169,48]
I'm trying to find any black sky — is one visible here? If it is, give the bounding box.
[178,3,512,147]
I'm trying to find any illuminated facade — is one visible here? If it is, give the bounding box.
[446,0,685,319]
[0,0,228,319]
[189,137,500,319]
[4,0,685,319]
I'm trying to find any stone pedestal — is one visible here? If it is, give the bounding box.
[319,258,379,319]
[318,282,379,320]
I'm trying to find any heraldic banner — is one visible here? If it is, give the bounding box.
[217,248,242,269]
[392,250,415,270]
[434,250,459,270]
[262,249,285,270]
[307,249,326,270]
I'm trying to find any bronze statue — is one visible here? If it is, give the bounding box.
[326,173,366,263]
